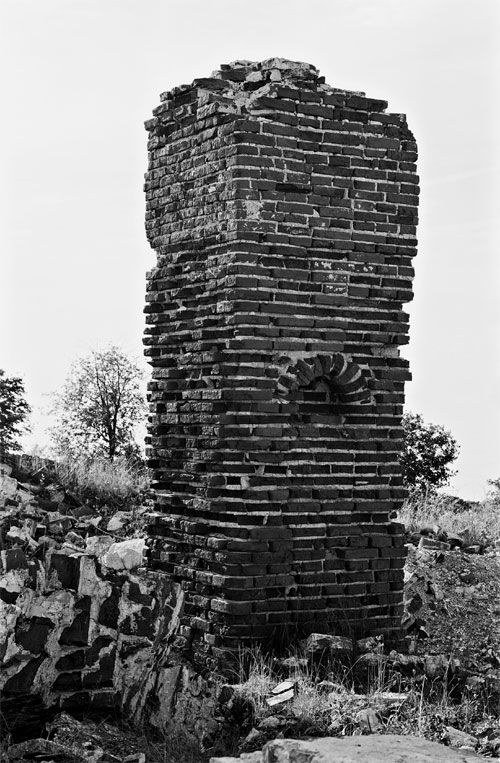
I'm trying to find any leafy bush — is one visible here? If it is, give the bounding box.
[486,478,500,508]
[400,413,459,492]
[0,370,30,455]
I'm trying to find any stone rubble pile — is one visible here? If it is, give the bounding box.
[402,521,494,640]
[3,712,147,762]
[405,520,486,556]
[0,461,180,740]
[0,459,146,554]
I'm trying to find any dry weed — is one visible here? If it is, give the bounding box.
[399,491,500,547]
[56,452,150,506]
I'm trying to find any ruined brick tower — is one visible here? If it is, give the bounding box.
[144,59,418,660]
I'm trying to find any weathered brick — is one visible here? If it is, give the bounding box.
[144,58,417,655]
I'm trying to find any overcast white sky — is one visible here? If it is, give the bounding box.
[1,0,499,499]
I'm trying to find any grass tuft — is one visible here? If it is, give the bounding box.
[55,453,150,508]
[225,643,500,752]
[398,490,500,547]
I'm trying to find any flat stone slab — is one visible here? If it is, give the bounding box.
[211,735,484,763]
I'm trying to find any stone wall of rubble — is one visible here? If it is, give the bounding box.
[144,58,419,661]
[0,462,185,735]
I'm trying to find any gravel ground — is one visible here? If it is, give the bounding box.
[406,545,500,665]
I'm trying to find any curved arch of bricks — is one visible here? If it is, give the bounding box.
[275,354,373,405]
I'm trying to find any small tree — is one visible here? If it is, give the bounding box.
[0,370,31,455]
[51,346,146,460]
[400,412,459,493]
[487,478,500,508]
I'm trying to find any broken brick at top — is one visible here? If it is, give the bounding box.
[143,58,418,662]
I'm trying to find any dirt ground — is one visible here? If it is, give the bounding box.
[406,545,500,665]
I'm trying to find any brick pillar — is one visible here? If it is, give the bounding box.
[143,59,418,662]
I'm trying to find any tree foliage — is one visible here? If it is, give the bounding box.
[400,412,459,492]
[50,346,146,460]
[487,477,500,507]
[0,370,31,454]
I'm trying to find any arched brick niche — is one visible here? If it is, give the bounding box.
[144,59,418,663]
[276,353,373,405]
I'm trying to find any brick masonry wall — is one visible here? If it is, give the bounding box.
[144,59,418,662]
